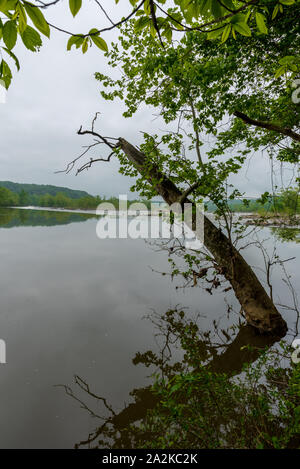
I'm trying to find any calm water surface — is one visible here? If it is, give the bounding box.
[0,208,299,448]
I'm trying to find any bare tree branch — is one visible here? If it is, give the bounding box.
[56,113,119,175]
[94,0,115,26]
[46,0,146,37]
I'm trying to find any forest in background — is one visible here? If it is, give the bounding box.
[0,181,152,210]
[0,181,299,214]
[0,180,90,199]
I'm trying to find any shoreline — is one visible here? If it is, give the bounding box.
[239,213,300,227]
[2,206,300,228]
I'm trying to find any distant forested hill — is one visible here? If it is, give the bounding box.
[0,181,90,199]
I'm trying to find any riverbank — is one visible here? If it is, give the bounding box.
[7,206,300,228]
[239,213,300,227]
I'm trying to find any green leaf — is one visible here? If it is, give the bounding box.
[279,0,295,4]
[0,0,8,12]
[134,16,150,32]
[289,63,298,72]
[211,0,222,19]
[274,65,286,78]
[3,20,17,49]
[255,12,268,34]
[222,0,235,12]
[150,23,157,38]
[279,55,296,65]
[144,0,151,15]
[230,13,248,25]
[272,4,279,19]
[69,0,82,17]
[0,59,12,88]
[232,22,251,37]
[82,37,88,54]
[16,2,27,34]
[24,1,50,37]
[1,0,17,11]
[2,46,20,70]
[221,24,231,43]
[199,0,212,16]
[67,34,84,51]
[207,26,225,40]
[163,25,172,42]
[91,35,108,52]
[20,25,42,52]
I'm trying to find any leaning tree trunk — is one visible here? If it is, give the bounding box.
[119,138,288,337]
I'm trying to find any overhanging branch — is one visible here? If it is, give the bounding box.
[234,110,300,143]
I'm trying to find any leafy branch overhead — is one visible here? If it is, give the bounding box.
[0,0,298,88]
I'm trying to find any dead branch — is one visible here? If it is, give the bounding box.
[56,113,119,175]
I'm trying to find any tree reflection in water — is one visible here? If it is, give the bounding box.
[57,307,299,449]
[0,208,97,228]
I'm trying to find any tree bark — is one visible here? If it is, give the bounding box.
[119,138,288,337]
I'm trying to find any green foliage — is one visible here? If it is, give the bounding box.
[127,311,300,449]
[0,0,297,88]
[69,0,82,18]
[23,1,50,38]
[0,181,90,199]
[3,19,17,49]
[35,192,102,209]
[272,227,300,243]
[276,187,300,214]
[20,25,42,52]
[18,188,30,206]
[0,180,153,210]
[68,309,300,449]
[0,186,18,206]
[0,57,12,88]
[95,6,299,213]
[90,33,108,52]
[135,355,300,449]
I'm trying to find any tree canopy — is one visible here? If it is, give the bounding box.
[92,4,299,210]
[0,0,298,88]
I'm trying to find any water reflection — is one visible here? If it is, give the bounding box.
[0,208,299,448]
[58,308,280,449]
[0,208,97,228]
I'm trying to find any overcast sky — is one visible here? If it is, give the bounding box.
[0,1,291,197]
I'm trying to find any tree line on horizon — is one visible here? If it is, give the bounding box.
[0,186,154,210]
[0,185,299,215]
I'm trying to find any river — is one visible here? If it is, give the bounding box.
[0,207,299,448]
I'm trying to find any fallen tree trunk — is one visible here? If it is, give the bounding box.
[119,138,288,337]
